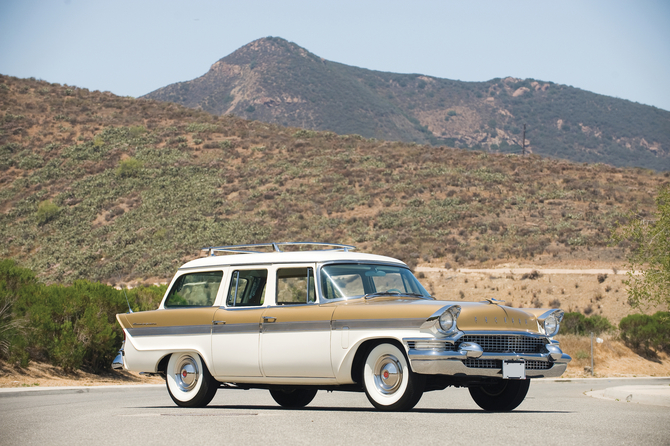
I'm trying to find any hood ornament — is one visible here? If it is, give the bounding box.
[484,298,505,305]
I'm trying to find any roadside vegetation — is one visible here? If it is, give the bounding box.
[0,259,164,372]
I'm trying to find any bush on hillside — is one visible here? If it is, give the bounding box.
[36,200,60,225]
[560,312,614,336]
[115,157,143,178]
[619,312,670,355]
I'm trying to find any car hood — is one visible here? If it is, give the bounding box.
[330,297,544,334]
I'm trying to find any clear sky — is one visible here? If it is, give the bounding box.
[1,0,669,111]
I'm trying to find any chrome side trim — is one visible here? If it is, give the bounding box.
[212,323,260,334]
[332,318,426,330]
[261,320,331,333]
[127,325,212,337]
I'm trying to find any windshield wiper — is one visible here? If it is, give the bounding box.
[363,291,433,300]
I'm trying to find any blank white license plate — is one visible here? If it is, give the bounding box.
[502,360,526,379]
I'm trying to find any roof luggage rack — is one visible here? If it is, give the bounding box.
[202,242,356,256]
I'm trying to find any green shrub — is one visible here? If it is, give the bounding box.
[561,312,614,336]
[619,312,670,354]
[36,200,61,225]
[0,261,165,372]
[115,157,143,178]
[0,260,34,364]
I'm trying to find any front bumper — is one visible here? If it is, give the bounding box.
[405,337,572,379]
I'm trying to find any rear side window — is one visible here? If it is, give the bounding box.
[164,271,223,308]
[276,267,315,304]
[227,269,268,307]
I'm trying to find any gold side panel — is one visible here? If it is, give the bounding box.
[213,307,265,325]
[263,305,335,323]
[119,307,218,329]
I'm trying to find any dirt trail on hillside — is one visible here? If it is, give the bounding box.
[416,266,630,275]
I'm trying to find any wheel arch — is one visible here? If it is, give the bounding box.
[349,337,407,385]
[157,349,214,376]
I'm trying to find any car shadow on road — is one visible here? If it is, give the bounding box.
[139,404,572,414]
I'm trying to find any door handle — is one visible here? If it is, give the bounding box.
[212,320,226,325]
[263,316,277,323]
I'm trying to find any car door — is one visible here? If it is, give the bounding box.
[260,265,335,378]
[210,267,269,378]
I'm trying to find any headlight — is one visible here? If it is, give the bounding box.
[437,306,460,335]
[544,314,559,336]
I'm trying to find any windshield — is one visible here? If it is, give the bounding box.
[320,264,431,300]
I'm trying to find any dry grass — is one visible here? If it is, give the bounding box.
[557,334,670,378]
[419,264,668,326]
[0,360,163,388]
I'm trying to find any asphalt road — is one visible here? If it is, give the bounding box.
[1,378,669,446]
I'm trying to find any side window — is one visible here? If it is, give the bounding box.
[227,269,267,307]
[276,268,315,305]
[320,267,365,300]
[164,271,223,308]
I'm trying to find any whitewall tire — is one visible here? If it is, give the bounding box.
[166,352,218,407]
[362,343,425,411]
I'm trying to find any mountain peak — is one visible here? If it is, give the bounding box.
[143,39,670,170]
[211,36,318,70]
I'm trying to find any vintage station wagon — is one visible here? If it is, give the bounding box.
[113,243,571,411]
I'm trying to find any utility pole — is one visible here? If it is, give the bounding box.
[522,124,526,156]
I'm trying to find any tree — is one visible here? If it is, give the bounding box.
[614,185,670,308]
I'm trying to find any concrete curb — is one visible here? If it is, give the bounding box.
[586,385,670,407]
[0,384,164,398]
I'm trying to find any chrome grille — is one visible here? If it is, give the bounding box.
[526,360,552,370]
[459,335,547,353]
[464,359,551,370]
[464,359,500,369]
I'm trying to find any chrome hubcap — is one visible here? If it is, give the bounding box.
[373,354,403,395]
[175,356,199,392]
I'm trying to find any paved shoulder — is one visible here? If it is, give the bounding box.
[587,385,670,407]
[0,384,163,398]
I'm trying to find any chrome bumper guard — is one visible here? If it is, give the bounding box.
[112,348,124,371]
[405,339,572,379]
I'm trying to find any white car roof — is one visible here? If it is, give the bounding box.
[178,250,407,270]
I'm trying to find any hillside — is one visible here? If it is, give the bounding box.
[144,37,670,171]
[1,74,669,287]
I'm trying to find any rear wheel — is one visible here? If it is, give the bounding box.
[269,387,318,408]
[166,352,218,407]
[362,343,425,411]
[469,379,530,412]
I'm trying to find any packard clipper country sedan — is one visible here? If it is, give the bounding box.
[113,243,571,411]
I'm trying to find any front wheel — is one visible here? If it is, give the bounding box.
[469,379,530,411]
[166,352,218,407]
[362,343,425,411]
[269,387,318,408]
